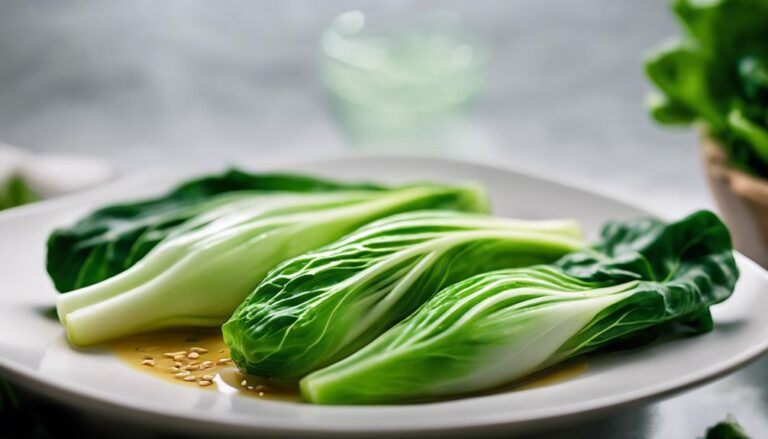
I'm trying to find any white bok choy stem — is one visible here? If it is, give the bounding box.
[58,184,487,346]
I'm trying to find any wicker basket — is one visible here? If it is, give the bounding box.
[703,137,768,267]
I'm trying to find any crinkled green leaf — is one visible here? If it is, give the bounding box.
[53,173,489,346]
[46,169,386,292]
[301,210,738,404]
[224,211,584,378]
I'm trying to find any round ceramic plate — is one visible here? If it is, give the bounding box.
[1,156,767,437]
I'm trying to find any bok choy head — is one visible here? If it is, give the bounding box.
[51,170,489,346]
[223,211,585,378]
[47,169,386,292]
[300,210,738,404]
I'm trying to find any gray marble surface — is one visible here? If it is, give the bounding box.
[1,1,763,437]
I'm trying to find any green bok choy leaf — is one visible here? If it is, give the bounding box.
[300,210,738,404]
[223,211,585,378]
[52,172,488,346]
[47,169,384,292]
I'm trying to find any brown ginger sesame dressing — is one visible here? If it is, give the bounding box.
[108,328,300,401]
[110,327,585,402]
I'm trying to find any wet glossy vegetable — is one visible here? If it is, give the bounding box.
[224,211,584,378]
[301,211,738,404]
[51,171,489,346]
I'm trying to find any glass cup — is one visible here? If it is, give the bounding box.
[321,10,489,150]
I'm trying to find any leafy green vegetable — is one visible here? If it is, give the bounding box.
[53,171,489,346]
[705,415,751,439]
[47,170,385,292]
[300,210,738,404]
[0,175,38,211]
[223,211,584,378]
[645,0,768,176]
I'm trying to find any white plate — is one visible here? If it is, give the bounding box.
[1,156,767,437]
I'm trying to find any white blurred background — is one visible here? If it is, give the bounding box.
[0,0,706,214]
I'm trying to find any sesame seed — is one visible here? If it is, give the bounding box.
[190,347,208,354]
[174,362,183,368]
[173,355,186,362]
[183,376,197,382]
[201,375,214,381]
[175,371,191,378]
[247,386,254,390]
[164,351,187,358]
[187,352,200,360]
[218,358,230,364]
[197,380,212,387]
[168,367,180,373]
[240,380,247,387]
[140,359,155,367]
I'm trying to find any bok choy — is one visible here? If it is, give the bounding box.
[51,171,489,346]
[223,211,585,378]
[300,210,738,404]
[48,170,385,292]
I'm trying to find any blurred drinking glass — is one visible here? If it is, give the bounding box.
[321,10,488,151]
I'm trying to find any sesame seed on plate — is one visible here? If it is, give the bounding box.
[164,351,186,358]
